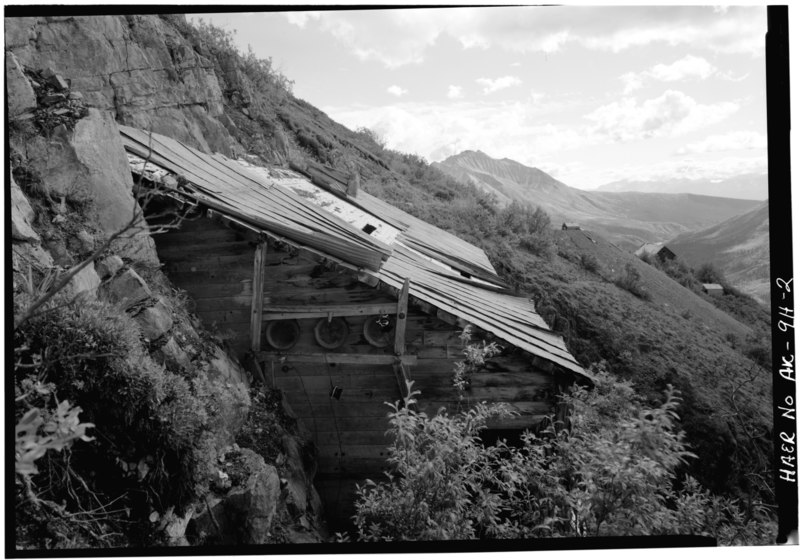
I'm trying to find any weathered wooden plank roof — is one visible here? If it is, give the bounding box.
[118,126,587,379]
[377,245,587,376]
[119,126,391,272]
[266,169,586,378]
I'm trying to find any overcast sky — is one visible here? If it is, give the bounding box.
[198,5,768,190]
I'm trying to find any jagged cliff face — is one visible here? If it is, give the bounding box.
[6,15,234,155]
[8,13,327,547]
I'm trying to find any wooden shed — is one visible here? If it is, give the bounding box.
[702,283,724,296]
[120,126,592,520]
[635,242,677,262]
[562,222,581,231]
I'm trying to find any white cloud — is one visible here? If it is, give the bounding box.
[284,11,322,28]
[649,55,717,82]
[620,72,644,94]
[447,85,463,99]
[677,131,768,154]
[585,90,739,142]
[323,97,599,172]
[292,6,765,68]
[476,75,522,94]
[387,85,408,97]
[595,155,767,185]
[619,55,719,94]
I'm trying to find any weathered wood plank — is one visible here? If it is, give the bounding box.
[273,373,398,392]
[394,278,410,356]
[485,415,548,430]
[263,303,399,320]
[257,352,417,366]
[286,401,396,419]
[312,430,393,447]
[250,240,267,351]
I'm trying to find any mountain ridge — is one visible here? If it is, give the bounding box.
[434,150,762,250]
[595,173,768,201]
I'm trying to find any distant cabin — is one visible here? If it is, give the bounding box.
[703,283,724,296]
[120,125,593,526]
[634,242,677,263]
[562,222,581,231]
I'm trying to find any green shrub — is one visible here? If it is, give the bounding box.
[614,263,652,301]
[14,300,218,548]
[352,384,512,541]
[695,262,724,284]
[579,253,600,273]
[351,369,776,543]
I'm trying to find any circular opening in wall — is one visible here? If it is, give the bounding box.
[314,317,349,349]
[363,315,395,348]
[264,319,300,350]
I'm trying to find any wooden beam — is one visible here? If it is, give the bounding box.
[249,239,268,351]
[393,278,411,397]
[394,278,410,356]
[263,303,398,320]
[256,352,418,366]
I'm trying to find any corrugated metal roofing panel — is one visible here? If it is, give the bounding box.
[119,126,390,272]
[376,248,587,377]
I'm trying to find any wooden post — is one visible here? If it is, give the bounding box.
[250,238,268,352]
[393,278,411,397]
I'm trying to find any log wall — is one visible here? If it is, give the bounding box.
[154,218,559,527]
[153,215,257,359]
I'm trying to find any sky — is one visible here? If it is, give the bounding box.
[197,5,769,190]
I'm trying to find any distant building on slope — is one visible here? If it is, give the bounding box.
[561,222,581,231]
[634,242,677,263]
[702,283,724,296]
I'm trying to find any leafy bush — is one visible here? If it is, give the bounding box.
[496,201,554,258]
[695,262,724,284]
[579,253,600,273]
[353,385,512,541]
[614,263,652,301]
[351,369,776,543]
[13,300,224,547]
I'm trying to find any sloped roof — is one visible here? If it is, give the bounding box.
[119,126,389,272]
[118,126,587,379]
[635,242,666,257]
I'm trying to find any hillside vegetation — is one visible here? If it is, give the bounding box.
[10,13,776,547]
[669,202,770,305]
[163,14,777,534]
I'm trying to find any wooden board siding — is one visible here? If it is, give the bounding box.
[259,248,557,478]
[153,215,257,359]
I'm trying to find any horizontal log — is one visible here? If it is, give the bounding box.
[159,253,253,270]
[281,389,399,406]
[301,415,394,433]
[485,415,548,430]
[313,430,394,447]
[263,303,399,320]
[317,456,390,476]
[257,352,417,366]
[317,444,391,460]
[274,373,398,392]
[285,401,398,419]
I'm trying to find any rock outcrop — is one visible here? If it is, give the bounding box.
[7,12,328,546]
[5,15,233,155]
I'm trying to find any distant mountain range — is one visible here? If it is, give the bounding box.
[594,173,768,201]
[434,150,762,251]
[668,202,770,305]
